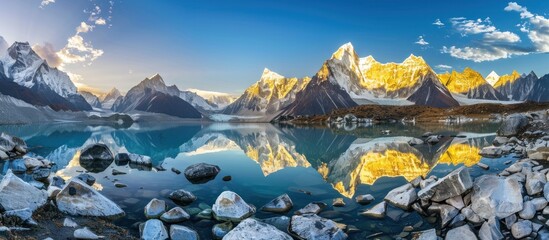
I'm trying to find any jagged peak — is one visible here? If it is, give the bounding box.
[486,70,499,77]
[403,54,426,64]
[527,70,537,78]
[331,42,357,60]
[259,68,284,81]
[107,87,121,96]
[148,73,163,81]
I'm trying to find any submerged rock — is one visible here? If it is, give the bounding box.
[384,183,417,210]
[261,194,293,213]
[355,194,375,205]
[169,225,199,240]
[290,214,347,240]
[168,189,197,204]
[294,202,327,215]
[0,170,47,212]
[212,191,255,222]
[418,166,472,202]
[144,198,167,219]
[56,178,125,219]
[360,202,386,218]
[76,173,96,186]
[224,218,292,240]
[212,221,232,239]
[79,144,114,172]
[142,219,168,240]
[471,175,523,219]
[184,163,220,183]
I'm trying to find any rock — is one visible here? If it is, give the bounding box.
[418,166,472,202]
[497,113,529,137]
[114,182,127,188]
[128,153,152,166]
[422,132,434,138]
[79,144,114,172]
[446,225,477,240]
[427,203,458,227]
[445,195,465,210]
[112,169,126,175]
[212,221,232,239]
[259,216,290,233]
[384,183,417,210]
[0,133,16,152]
[160,207,190,223]
[56,178,124,219]
[478,217,504,240]
[222,175,232,181]
[171,167,181,174]
[332,198,345,207]
[184,163,220,183]
[294,202,327,215]
[63,218,78,228]
[360,201,386,218]
[144,198,167,219]
[493,136,509,146]
[142,219,168,240]
[168,189,197,204]
[76,173,96,186]
[197,209,212,219]
[261,194,293,213]
[529,151,549,161]
[531,197,548,210]
[526,171,546,195]
[0,150,7,160]
[511,220,533,239]
[479,146,503,158]
[74,227,103,239]
[355,194,375,205]
[0,170,47,212]
[426,135,440,144]
[212,191,255,222]
[410,229,436,240]
[519,201,536,220]
[289,214,347,240]
[169,225,199,240]
[114,153,130,165]
[505,214,517,229]
[472,175,523,220]
[224,218,292,240]
[461,206,483,224]
[477,162,490,170]
[24,157,50,170]
[408,138,424,146]
[4,208,35,225]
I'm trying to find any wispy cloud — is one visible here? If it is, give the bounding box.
[39,0,55,8]
[32,42,63,67]
[415,36,429,46]
[504,2,549,52]
[433,19,444,27]
[435,64,452,70]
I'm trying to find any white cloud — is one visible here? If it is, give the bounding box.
[32,42,63,68]
[435,64,452,70]
[433,19,444,26]
[95,18,106,25]
[483,31,520,43]
[40,0,55,8]
[57,35,104,65]
[76,22,93,33]
[441,45,528,62]
[505,2,549,52]
[450,17,496,35]
[415,36,429,45]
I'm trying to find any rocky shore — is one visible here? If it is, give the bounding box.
[0,109,547,239]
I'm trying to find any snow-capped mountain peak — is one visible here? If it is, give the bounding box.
[0,36,8,56]
[260,68,284,81]
[149,73,164,83]
[331,42,359,63]
[485,71,500,86]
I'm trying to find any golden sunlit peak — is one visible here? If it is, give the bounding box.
[260,68,285,81]
[438,67,487,93]
[403,54,427,65]
[494,70,521,88]
[331,42,357,60]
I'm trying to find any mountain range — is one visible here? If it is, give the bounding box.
[1,39,548,122]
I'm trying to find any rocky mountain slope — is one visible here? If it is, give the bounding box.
[438,68,506,100]
[496,71,538,101]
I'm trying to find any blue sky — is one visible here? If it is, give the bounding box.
[0,0,547,94]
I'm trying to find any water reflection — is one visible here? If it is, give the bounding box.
[0,122,502,237]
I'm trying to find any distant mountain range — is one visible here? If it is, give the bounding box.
[1,39,548,122]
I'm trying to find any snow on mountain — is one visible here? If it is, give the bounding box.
[2,42,77,98]
[222,68,310,117]
[79,91,102,108]
[438,68,506,100]
[187,88,237,109]
[485,71,500,86]
[113,73,202,118]
[100,87,122,110]
[494,70,538,101]
[179,90,220,112]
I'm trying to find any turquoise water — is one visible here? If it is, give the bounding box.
[0,122,515,239]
